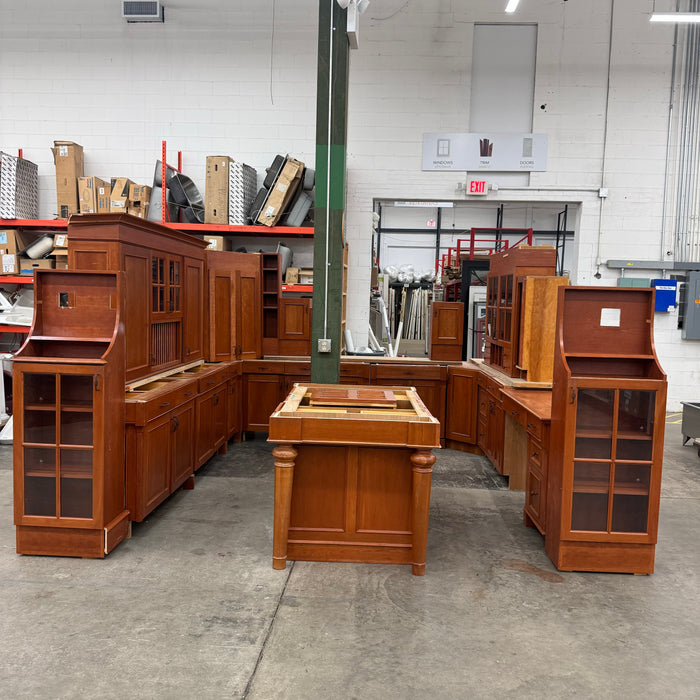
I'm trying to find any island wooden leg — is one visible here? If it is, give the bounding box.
[410,448,435,576]
[272,444,297,571]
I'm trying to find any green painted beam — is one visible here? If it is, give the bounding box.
[311,0,349,385]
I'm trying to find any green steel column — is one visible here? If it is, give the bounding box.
[311,0,349,385]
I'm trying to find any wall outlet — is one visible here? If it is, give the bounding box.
[318,338,332,353]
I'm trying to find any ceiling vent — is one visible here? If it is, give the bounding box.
[122,1,164,23]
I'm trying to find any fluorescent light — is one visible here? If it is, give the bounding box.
[505,0,520,13]
[650,12,700,23]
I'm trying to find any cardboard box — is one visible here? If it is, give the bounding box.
[51,141,84,218]
[53,254,69,270]
[299,267,314,285]
[284,267,299,285]
[128,184,152,218]
[0,229,22,274]
[78,176,110,214]
[110,177,135,212]
[256,157,304,227]
[20,257,55,275]
[205,156,232,224]
[203,235,233,251]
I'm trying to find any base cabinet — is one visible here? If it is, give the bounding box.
[476,374,505,472]
[125,376,198,522]
[243,361,286,431]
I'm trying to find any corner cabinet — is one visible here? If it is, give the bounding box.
[545,287,667,574]
[13,270,129,557]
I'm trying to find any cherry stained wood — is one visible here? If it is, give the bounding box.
[545,286,667,574]
[485,246,557,378]
[308,387,397,408]
[205,250,262,362]
[278,297,312,356]
[124,375,198,521]
[429,301,464,361]
[13,270,128,557]
[269,384,440,575]
[445,364,478,445]
[67,213,208,383]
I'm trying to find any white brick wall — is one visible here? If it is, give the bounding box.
[1,0,698,406]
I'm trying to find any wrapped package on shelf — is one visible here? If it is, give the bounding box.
[228,160,258,225]
[0,152,39,219]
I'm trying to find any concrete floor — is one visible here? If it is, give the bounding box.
[1,418,699,699]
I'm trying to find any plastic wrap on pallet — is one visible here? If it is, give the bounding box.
[0,152,39,219]
[228,161,258,225]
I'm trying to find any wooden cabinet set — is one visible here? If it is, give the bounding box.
[13,214,259,557]
[12,227,667,575]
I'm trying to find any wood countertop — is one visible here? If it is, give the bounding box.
[500,386,553,423]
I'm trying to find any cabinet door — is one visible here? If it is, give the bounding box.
[208,269,236,362]
[236,265,262,359]
[122,246,151,381]
[142,414,173,516]
[446,369,477,443]
[279,298,311,356]
[195,391,216,469]
[212,385,228,449]
[567,387,658,539]
[17,370,99,524]
[429,302,464,361]
[150,253,183,370]
[227,375,242,439]
[183,257,204,363]
[244,374,284,431]
[171,400,195,490]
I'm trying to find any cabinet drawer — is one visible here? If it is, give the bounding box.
[525,414,544,441]
[502,395,527,428]
[243,359,285,375]
[126,377,198,424]
[339,362,370,382]
[284,361,311,376]
[527,438,545,472]
[371,363,445,381]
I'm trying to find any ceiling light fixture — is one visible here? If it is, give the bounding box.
[505,0,521,13]
[650,12,700,23]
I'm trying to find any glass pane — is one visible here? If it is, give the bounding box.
[24,447,56,516]
[60,375,93,408]
[60,411,93,446]
[60,448,93,478]
[575,389,614,459]
[24,374,56,406]
[571,461,610,531]
[616,438,653,461]
[60,478,92,519]
[60,448,93,518]
[24,410,56,444]
[171,260,180,285]
[611,463,650,533]
[152,257,159,283]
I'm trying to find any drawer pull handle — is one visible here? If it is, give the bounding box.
[527,423,536,430]
[532,451,539,458]
[185,391,194,397]
[511,410,519,416]
[530,490,538,497]
[207,381,215,386]
[160,402,170,408]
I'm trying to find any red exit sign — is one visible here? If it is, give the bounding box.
[468,180,488,194]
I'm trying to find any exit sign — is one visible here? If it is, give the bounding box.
[468,180,488,195]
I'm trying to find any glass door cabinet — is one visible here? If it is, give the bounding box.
[13,270,128,557]
[546,287,666,574]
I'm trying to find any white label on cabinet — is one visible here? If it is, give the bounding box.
[264,205,275,218]
[600,308,621,327]
[276,182,288,193]
[59,145,68,156]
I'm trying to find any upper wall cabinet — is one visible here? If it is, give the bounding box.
[66,213,208,382]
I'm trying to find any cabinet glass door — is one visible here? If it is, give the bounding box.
[22,373,94,520]
[570,388,655,535]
